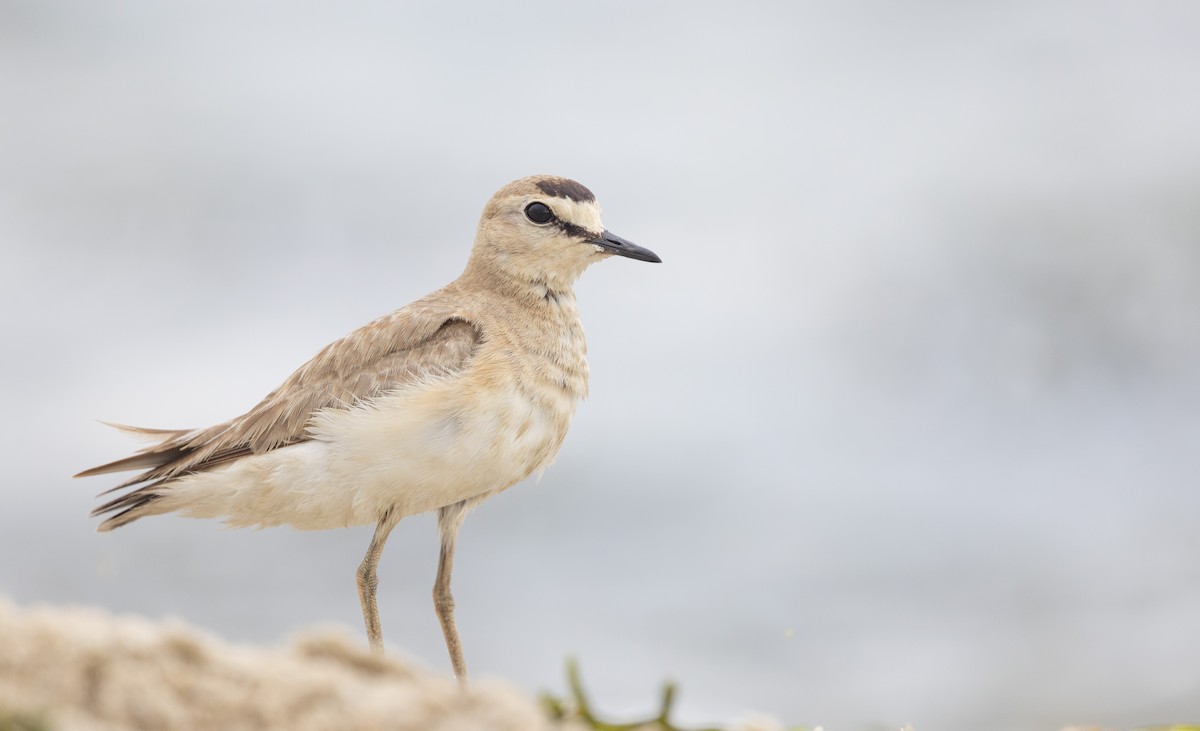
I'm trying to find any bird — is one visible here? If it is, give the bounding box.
[76,174,660,682]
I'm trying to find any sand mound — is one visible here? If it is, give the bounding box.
[0,599,552,731]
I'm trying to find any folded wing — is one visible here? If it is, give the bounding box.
[81,306,481,526]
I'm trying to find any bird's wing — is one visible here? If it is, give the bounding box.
[79,301,482,490]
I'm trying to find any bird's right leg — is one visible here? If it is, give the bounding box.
[435,500,473,683]
[357,507,400,654]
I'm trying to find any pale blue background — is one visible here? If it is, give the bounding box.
[3,2,1200,729]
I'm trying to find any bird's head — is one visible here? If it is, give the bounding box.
[468,175,660,292]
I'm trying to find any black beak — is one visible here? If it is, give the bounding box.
[591,230,661,263]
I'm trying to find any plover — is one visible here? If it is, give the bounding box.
[77,175,661,681]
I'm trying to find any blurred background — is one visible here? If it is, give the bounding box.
[3,2,1199,729]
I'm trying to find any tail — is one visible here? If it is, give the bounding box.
[91,489,168,532]
[77,422,197,531]
[74,423,192,479]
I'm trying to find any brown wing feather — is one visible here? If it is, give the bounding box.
[80,304,481,495]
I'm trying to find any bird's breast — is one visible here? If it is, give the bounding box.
[479,308,588,457]
[465,294,590,476]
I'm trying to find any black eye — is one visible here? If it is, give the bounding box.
[524,202,554,224]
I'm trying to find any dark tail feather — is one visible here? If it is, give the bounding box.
[76,422,198,498]
[75,423,195,478]
[92,488,166,532]
[75,450,182,479]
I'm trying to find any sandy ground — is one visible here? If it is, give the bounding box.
[0,598,1152,731]
[0,598,557,731]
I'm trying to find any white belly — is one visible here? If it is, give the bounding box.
[163,379,574,530]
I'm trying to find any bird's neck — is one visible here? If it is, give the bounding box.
[460,255,579,306]
[455,252,590,404]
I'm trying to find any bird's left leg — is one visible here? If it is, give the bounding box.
[435,499,475,683]
[357,507,400,654]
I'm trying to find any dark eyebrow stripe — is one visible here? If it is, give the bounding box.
[536,179,596,203]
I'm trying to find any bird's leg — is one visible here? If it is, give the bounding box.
[357,507,400,654]
[435,500,472,683]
